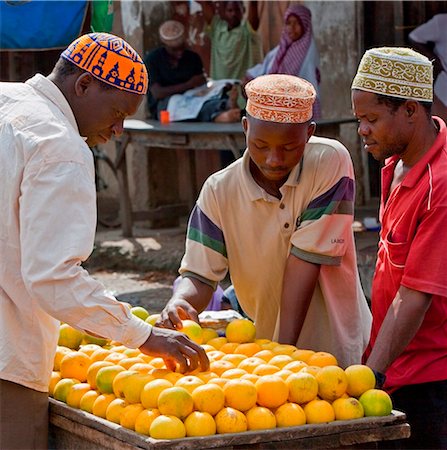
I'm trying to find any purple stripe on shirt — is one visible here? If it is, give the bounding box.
[307,176,354,209]
[189,205,224,244]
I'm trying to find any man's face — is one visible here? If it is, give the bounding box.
[243,116,314,183]
[74,75,143,147]
[165,43,186,62]
[286,14,304,42]
[352,90,409,161]
[224,2,243,30]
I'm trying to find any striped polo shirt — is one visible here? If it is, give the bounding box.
[180,135,372,367]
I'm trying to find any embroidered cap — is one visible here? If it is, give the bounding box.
[351,47,433,102]
[61,32,148,95]
[159,20,186,48]
[245,74,316,123]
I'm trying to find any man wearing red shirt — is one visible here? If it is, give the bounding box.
[352,47,447,449]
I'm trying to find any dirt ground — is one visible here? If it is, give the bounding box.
[85,225,187,313]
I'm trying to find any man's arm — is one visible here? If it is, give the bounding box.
[366,286,432,374]
[247,1,259,31]
[158,276,214,329]
[278,253,320,344]
[150,73,207,100]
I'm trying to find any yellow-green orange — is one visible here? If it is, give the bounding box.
[359,389,393,417]
[150,415,186,439]
[157,387,194,420]
[345,365,376,397]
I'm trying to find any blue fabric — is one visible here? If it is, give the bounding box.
[0,1,87,50]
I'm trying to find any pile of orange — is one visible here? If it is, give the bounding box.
[50,318,393,440]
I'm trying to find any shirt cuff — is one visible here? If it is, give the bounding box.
[118,315,153,349]
[290,246,341,266]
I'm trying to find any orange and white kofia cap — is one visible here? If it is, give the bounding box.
[352,47,433,102]
[245,74,316,123]
[61,32,148,95]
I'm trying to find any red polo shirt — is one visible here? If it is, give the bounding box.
[367,117,447,392]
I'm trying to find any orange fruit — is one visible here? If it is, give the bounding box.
[92,393,116,418]
[201,328,219,343]
[58,324,84,350]
[269,354,294,369]
[157,387,194,420]
[53,378,80,403]
[219,342,239,354]
[245,406,276,430]
[145,313,161,326]
[240,373,260,384]
[87,361,114,389]
[105,398,129,424]
[123,348,142,358]
[60,351,91,382]
[129,363,154,374]
[291,349,315,363]
[238,357,265,373]
[207,337,228,350]
[66,383,92,409]
[307,351,338,367]
[286,372,319,404]
[300,365,322,377]
[255,375,288,409]
[234,342,262,357]
[123,373,154,404]
[120,403,145,430]
[150,368,173,379]
[89,348,112,363]
[345,365,376,397]
[196,371,219,383]
[215,407,248,434]
[134,408,160,436]
[272,344,297,356]
[79,390,100,413]
[221,353,247,365]
[225,319,256,343]
[149,415,186,439]
[82,333,109,347]
[184,411,216,437]
[175,375,204,394]
[163,372,184,384]
[253,350,274,362]
[104,352,127,364]
[179,319,203,344]
[221,368,248,379]
[275,369,293,382]
[78,344,102,357]
[283,360,308,373]
[207,350,226,362]
[119,357,145,370]
[252,364,280,376]
[49,371,62,397]
[303,399,335,424]
[141,379,173,409]
[316,365,348,401]
[131,306,150,321]
[207,378,228,389]
[192,383,225,415]
[275,402,306,427]
[359,389,393,417]
[96,365,125,394]
[223,379,257,412]
[53,346,72,371]
[201,344,215,353]
[149,357,166,369]
[112,370,139,399]
[333,397,364,420]
[210,360,236,376]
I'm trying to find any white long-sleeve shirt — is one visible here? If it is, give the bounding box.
[0,74,151,392]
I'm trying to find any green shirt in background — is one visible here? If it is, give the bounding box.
[91,0,114,33]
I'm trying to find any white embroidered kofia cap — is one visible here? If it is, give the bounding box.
[352,47,433,102]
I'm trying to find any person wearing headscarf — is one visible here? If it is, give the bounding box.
[0,32,208,449]
[352,47,447,449]
[157,74,371,370]
[245,4,321,118]
[145,20,240,122]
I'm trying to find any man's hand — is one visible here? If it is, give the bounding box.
[139,326,209,373]
[157,298,200,330]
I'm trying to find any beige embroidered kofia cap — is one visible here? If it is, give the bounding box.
[245,74,316,123]
[352,47,433,102]
[159,20,186,48]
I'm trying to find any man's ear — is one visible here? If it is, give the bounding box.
[74,72,95,97]
[405,101,417,120]
[242,115,248,134]
[307,121,316,141]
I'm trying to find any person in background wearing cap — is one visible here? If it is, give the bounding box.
[145,20,240,122]
[352,47,447,449]
[158,74,372,370]
[0,32,208,449]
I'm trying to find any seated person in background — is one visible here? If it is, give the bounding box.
[244,4,321,118]
[145,20,240,123]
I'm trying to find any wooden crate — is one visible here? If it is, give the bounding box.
[49,398,410,450]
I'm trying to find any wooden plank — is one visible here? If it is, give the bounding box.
[49,399,409,450]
